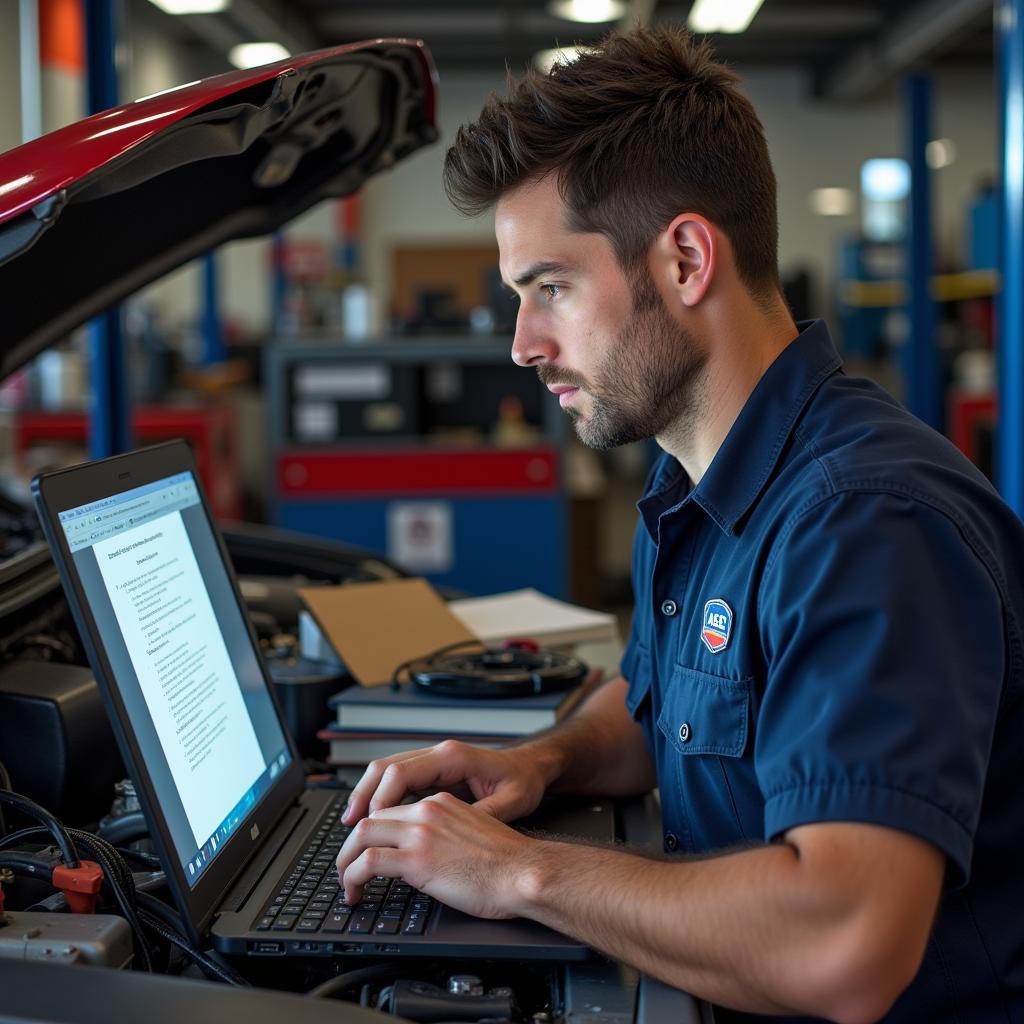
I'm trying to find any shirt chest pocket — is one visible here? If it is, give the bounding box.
[657,666,759,848]
[656,666,752,757]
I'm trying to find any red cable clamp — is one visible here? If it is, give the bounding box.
[52,861,104,914]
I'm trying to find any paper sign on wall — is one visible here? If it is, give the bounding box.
[387,500,453,573]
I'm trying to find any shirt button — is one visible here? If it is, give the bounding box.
[664,832,679,852]
[678,722,692,743]
[661,599,678,617]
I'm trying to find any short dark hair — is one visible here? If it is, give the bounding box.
[443,27,780,304]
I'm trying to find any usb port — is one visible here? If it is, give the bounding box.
[251,941,284,955]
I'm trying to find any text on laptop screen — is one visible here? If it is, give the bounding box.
[57,471,291,888]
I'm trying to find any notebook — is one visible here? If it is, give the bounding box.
[32,440,613,961]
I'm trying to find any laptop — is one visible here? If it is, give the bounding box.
[32,440,612,961]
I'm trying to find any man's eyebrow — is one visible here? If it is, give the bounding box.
[509,261,574,289]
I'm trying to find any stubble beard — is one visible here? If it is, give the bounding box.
[540,272,709,452]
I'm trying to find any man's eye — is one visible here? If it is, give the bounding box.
[540,284,561,300]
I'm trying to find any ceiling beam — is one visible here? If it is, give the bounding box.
[820,0,992,100]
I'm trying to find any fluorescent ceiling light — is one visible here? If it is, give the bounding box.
[534,45,597,73]
[688,0,767,33]
[861,158,911,202]
[810,188,855,217]
[926,138,957,170]
[229,42,291,70]
[148,0,230,14]
[548,0,627,24]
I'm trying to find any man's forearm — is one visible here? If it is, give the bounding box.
[511,834,933,1023]
[513,676,657,797]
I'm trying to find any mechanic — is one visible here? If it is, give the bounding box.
[336,27,1023,1023]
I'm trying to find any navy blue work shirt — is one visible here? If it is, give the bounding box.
[620,320,1023,1022]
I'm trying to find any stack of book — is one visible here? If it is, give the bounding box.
[313,586,619,766]
[319,681,589,765]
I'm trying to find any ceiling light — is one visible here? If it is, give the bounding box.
[688,0,767,34]
[861,158,911,202]
[534,45,597,73]
[548,0,628,24]
[229,42,291,70]
[810,188,855,217]
[148,0,230,14]
[926,138,957,170]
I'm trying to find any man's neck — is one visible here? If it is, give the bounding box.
[658,304,799,484]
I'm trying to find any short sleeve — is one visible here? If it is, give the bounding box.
[756,490,1005,885]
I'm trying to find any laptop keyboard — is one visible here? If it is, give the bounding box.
[254,797,435,938]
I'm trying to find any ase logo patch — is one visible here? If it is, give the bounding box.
[701,598,733,654]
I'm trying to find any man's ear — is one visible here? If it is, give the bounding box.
[654,213,716,308]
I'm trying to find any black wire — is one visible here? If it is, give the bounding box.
[5,824,155,972]
[389,638,486,690]
[0,852,61,878]
[0,760,10,837]
[137,908,249,986]
[67,829,154,973]
[0,790,78,867]
[307,963,403,999]
[115,848,163,871]
[136,890,185,935]
[0,825,52,852]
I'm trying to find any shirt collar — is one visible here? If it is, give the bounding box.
[638,319,842,541]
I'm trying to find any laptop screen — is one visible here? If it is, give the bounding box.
[56,470,292,889]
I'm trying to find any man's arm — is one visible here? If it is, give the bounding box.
[342,674,656,824]
[338,796,944,1024]
[518,819,944,1022]
[513,675,658,797]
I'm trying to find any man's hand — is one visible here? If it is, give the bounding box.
[341,739,556,827]
[336,790,539,918]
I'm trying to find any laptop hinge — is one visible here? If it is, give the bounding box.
[218,804,306,913]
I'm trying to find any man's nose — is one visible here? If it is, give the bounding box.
[511,309,558,367]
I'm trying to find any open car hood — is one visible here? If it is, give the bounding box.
[0,38,438,378]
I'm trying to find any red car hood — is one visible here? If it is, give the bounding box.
[0,38,438,378]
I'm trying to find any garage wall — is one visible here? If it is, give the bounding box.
[124,7,275,342]
[5,13,994,345]
[0,5,23,152]
[752,66,997,316]
[359,70,509,332]
[359,65,998,330]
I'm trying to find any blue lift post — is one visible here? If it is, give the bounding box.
[998,0,1024,515]
[904,74,941,432]
[84,0,132,458]
[200,253,227,366]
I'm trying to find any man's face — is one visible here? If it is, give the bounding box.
[496,177,707,451]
